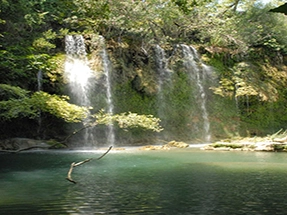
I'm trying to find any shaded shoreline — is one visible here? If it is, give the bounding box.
[1,136,287,153]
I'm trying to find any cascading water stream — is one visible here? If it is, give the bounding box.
[99,36,115,146]
[233,73,241,134]
[64,35,94,106]
[64,35,95,145]
[154,45,169,96]
[37,70,43,137]
[180,44,211,142]
[154,45,171,121]
[64,35,116,146]
[37,70,42,91]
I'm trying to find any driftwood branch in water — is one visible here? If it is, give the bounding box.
[66,146,113,184]
[66,162,77,184]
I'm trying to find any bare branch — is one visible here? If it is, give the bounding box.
[66,146,113,184]
[60,125,93,144]
[66,162,77,184]
[95,146,113,160]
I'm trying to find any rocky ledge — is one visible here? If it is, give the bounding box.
[0,138,54,151]
[140,140,189,150]
[201,136,287,152]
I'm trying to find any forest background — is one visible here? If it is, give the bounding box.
[1,0,287,146]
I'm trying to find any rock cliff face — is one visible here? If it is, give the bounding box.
[2,34,284,147]
[79,37,234,145]
[0,138,50,151]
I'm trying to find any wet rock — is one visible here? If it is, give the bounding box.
[167,140,189,148]
[213,147,231,151]
[201,139,284,152]
[140,145,170,150]
[0,138,49,150]
[140,141,189,150]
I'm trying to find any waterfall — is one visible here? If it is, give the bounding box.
[99,36,115,146]
[154,45,172,139]
[64,35,94,106]
[64,35,95,145]
[154,45,173,95]
[154,45,169,95]
[37,70,43,137]
[180,44,211,142]
[154,46,168,107]
[37,70,42,91]
[64,35,116,146]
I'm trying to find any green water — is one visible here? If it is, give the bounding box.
[1,148,287,214]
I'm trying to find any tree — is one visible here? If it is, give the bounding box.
[0,84,162,140]
[1,0,287,140]
[0,84,88,122]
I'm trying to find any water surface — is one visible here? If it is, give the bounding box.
[0,148,287,214]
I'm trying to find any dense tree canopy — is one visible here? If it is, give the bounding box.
[1,0,287,142]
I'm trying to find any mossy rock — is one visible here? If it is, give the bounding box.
[46,139,67,149]
[140,145,169,150]
[167,140,189,148]
[211,142,243,149]
[273,144,287,152]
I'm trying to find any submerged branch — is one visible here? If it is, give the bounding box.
[74,158,93,167]
[66,162,77,184]
[95,146,113,160]
[66,146,113,184]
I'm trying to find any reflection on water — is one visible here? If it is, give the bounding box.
[1,149,287,214]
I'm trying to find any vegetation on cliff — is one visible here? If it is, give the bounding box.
[1,0,287,144]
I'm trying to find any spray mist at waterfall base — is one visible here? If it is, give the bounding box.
[64,35,115,147]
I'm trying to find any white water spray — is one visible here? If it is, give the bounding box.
[64,35,95,144]
[154,45,172,96]
[180,44,211,142]
[154,45,173,140]
[154,45,171,109]
[37,70,43,137]
[99,36,115,146]
[37,70,42,91]
[64,35,95,106]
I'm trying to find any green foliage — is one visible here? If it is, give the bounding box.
[0,84,29,100]
[211,60,284,102]
[113,81,156,115]
[26,54,51,71]
[93,110,163,132]
[211,143,243,149]
[0,97,38,120]
[32,30,57,52]
[0,83,162,134]
[45,54,65,83]
[31,92,89,122]
[0,85,89,122]
[273,144,287,152]
[1,0,287,141]
[171,0,204,14]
